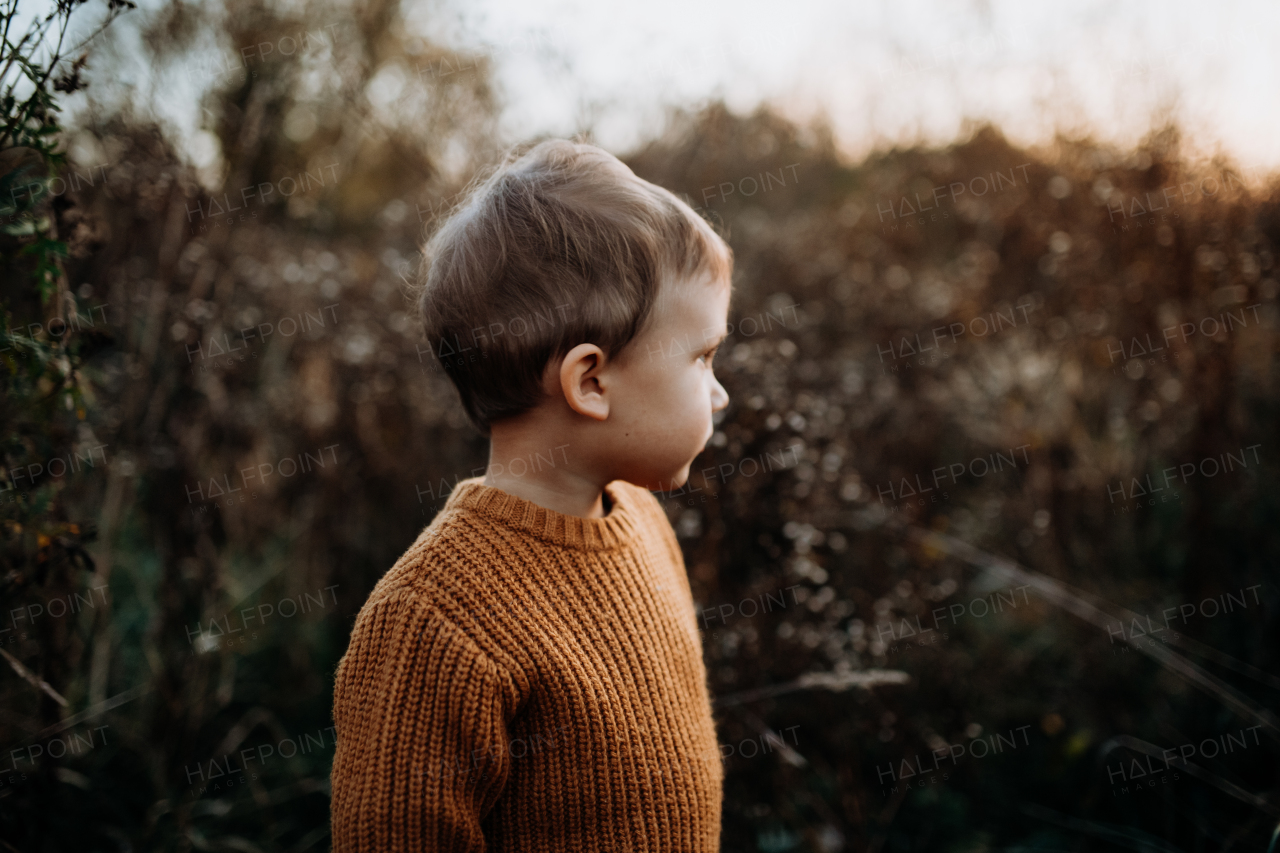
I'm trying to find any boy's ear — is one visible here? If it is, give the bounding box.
[557,343,610,422]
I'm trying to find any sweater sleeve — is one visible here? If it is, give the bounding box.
[331,593,514,852]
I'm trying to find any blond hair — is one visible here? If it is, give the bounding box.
[414,139,733,437]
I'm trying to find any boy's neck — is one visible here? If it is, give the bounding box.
[481,436,611,520]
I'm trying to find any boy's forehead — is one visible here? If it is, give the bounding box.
[657,271,732,317]
[654,276,730,337]
[616,274,729,367]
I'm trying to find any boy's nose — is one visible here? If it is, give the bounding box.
[710,376,729,412]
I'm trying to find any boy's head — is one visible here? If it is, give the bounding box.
[414,139,733,491]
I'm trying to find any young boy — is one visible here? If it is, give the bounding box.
[330,139,734,851]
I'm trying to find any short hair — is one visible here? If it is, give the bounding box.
[413,139,733,437]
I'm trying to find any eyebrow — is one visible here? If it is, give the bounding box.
[705,330,730,349]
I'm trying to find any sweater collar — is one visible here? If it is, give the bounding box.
[443,476,646,552]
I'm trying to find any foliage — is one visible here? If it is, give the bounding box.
[0,0,130,767]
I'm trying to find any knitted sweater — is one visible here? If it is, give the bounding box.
[330,476,723,852]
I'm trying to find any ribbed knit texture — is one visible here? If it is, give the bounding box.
[330,476,723,852]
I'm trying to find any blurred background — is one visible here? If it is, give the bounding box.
[1,0,1277,850]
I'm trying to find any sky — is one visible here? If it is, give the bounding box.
[407,0,1280,177]
[43,0,1280,179]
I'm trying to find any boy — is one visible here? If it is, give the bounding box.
[330,139,733,851]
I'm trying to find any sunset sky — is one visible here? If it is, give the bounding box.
[53,0,1280,178]
[410,0,1279,175]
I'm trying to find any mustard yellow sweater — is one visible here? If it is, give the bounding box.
[330,476,723,851]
